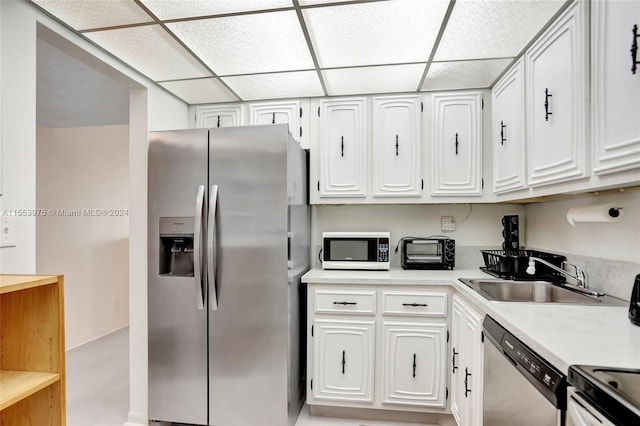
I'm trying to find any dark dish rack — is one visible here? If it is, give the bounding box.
[481,249,567,282]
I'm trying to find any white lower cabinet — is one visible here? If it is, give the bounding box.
[313,319,376,403]
[451,294,484,426]
[382,321,446,407]
[566,388,615,426]
[308,286,449,414]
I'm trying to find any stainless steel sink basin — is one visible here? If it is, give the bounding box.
[459,278,602,304]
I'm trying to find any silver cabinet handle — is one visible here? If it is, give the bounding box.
[193,185,205,310]
[207,185,219,310]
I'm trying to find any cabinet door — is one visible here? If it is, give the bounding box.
[431,92,482,196]
[312,319,375,403]
[591,0,640,175]
[194,104,244,128]
[525,0,588,186]
[451,295,484,426]
[249,100,308,146]
[450,295,466,425]
[372,95,422,197]
[318,98,368,198]
[382,321,447,408]
[463,303,484,426]
[492,59,526,194]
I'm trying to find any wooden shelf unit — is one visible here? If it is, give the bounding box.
[0,274,66,425]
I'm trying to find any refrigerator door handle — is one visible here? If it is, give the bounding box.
[193,184,205,310]
[207,184,219,310]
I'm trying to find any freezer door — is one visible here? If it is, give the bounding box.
[207,125,290,426]
[148,129,208,425]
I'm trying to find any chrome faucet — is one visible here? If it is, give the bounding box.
[526,257,599,295]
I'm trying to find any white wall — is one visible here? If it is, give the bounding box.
[525,191,640,264]
[36,125,130,349]
[0,0,38,273]
[313,203,526,267]
[0,0,189,273]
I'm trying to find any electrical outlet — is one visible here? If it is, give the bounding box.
[1,216,17,247]
[441,216,456,232]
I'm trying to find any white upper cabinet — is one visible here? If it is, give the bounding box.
[591,0,640,175]
[492,58,526,194]
[194,104,245,128]
[318,98,368,198]
[372,95,423,198]
[248,100,309,148]
[525,0,588,187]
[431,91,483,196]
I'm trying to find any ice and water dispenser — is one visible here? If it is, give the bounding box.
[159,217,195,276]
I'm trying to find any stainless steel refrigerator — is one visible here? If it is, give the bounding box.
[148,124,310,426]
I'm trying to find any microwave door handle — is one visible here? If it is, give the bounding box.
[193,184,205,310]
[207,185,219,311]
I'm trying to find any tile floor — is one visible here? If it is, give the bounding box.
[66,328,437,426]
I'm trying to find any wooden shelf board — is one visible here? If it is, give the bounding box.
[0,370,60,411]
[0,275,59,294]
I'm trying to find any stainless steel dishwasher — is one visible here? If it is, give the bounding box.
[483,315,567,425]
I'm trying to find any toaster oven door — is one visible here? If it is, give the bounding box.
[405,240,443,263]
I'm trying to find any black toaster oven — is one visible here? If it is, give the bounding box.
[401,237,455,270]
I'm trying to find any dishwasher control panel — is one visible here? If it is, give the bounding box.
[501,334,563,394]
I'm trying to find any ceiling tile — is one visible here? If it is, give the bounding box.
[167,11,314,75]
[421,59,513,91]
[159,78,239,104]
[222,71,323,101]
[323,64,426,96]
[31,0,153,31]
[85,25,212,81]
[298,0,360,4]
[139,0,293,20]
[434,0,565,61]
[302,0,449,68]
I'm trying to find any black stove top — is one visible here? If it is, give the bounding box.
[568,365,640,425]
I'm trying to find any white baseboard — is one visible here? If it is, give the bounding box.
[124,410,147,426]
[66,323,129,351]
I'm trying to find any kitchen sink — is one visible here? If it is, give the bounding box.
[459,278,617,304]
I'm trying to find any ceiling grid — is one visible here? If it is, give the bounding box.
[29,0,569,105]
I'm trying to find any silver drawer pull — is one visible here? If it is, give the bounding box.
[333,301,357,306]
[402,303,428,307]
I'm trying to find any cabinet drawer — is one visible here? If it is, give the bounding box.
[314,290,376,315]
[382,291,447,317]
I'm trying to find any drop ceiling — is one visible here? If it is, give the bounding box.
[30,0,568,105]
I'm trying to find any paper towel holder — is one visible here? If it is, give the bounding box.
[566,203,624,226]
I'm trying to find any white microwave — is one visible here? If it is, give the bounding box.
[321,232,390,270]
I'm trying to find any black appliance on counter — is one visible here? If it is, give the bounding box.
[502,214,520,250]
[630,274,640,326]
[568,365,640,425]
[480,249,566,282]
[399,237,455,270]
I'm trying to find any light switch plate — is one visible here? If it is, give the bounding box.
[1,216,17,247]
[441,216,455,232]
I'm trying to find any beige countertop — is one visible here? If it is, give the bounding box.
[302,267,640,374]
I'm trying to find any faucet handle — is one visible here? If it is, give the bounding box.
[563,262,588,289]
[575,267,588,289]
